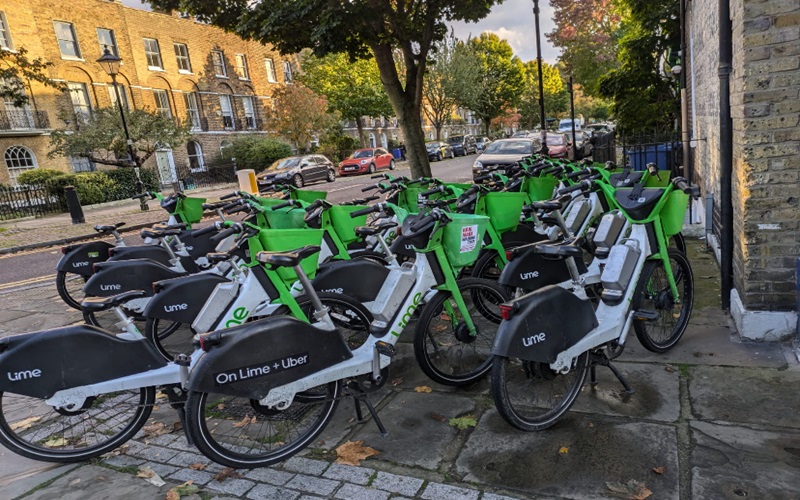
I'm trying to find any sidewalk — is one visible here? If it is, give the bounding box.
[0,184,237,253]
[1,239,799,499]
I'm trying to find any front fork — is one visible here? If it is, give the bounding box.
[651,219,681,301]
[433,246,478,335]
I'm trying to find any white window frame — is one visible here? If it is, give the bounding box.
[265,58,277,83]
[211,50,227,77]
[241,96,256,129]
[70,156,95,173]
[282,60,293,83]
[0,12,14,50]
[96,28,117,57]
[5,145,38,186]
[107,83,129,110]
[219,94,234,129]
[54,21,81,59]
[187,141,206,172]
[67,82,92,122]
[235,54,249,80]
[152,89,172,118]
[143,38,163,70]
[183,91,201,131]
[174,43,192,73]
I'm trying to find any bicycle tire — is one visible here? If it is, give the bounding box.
[0,387,155,463]
[275,292,373,351]
[491,351,589,431]
[413,278,507,386]
[56,271,87,310]
[82,300,148,334]
[632,249,694,353]
[470,240,529,281]
[185,381,340,469]
[145,318,196,360]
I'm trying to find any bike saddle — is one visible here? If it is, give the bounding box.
[206,252,233,264]
[152,222,189,231]
[609,171,644,187]
[256,245,321,268]
[614,187,665,220]
[532,237,585,259]
[141,227,183,239]
[94,222,125,233]
[354,221,398,237]
[531,200,563,212]
[202,201,227,210]
[81,290,148,312]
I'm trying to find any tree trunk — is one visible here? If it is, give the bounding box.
[435,123,442,141]
[355,117,367,148]
[484,120,490,136]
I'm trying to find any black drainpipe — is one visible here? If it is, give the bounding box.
[719,0,734,310]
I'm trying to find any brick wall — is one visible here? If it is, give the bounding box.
[1,0,293,185]
[690,0,800,312]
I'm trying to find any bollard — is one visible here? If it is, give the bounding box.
[64,185,85,224]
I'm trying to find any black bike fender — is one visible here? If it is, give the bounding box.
[56,241,114,276]
[144,273,230,323]
[83,259,184,297]
[312,259,390,302]
[389,234,417,259]
[188,316,352,399]
[497,250,572,291]
[501,224,548,246]
[109,245,172,267]
[491,285,598,363]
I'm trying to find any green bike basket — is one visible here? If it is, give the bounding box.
[398,187,424,213]
[524,176,558,202]
[329,205,368,245]
[483,192,527,233]
[442,214,490,268]
[264,207,307,229]
[258,228,325,284]
[292,189,328,204]
[256,196,291,208]
[177,197,206,224]
[660,191,689,237]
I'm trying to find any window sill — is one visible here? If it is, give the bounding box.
[61,56,85,62]
[178,70,194,75]
[149,67,166,72]
[215,75,228,79]
[238,77,250,81]
[266,79,277,84]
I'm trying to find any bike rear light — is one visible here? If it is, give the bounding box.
[499,303,516,321]
[198,336,207,351]
[61,246,68,254]
[505,250,514,261]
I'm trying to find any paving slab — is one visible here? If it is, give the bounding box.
[690,420,800,499]
[0,446,78,500]
[310,386,392,452]
[455,410,679,499]
[689,365,800,429]
[571,361,681,423]
[349,391,477,470]
[23,464,174,500]
[386,344,492,397]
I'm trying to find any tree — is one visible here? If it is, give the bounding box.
[49,107,190,168]
[547,0,622,96]
[145,0,503,179]
[598,0,680,133]
[572,85,612,122]
[422,33,481,141]
[518,60,568,130]
[299,53,392,148]
[268,84,338,151]
[221,137,293,173]
[465,33,526,136]
[0,47,66,107]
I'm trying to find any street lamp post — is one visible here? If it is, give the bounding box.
[97,47,148,211]
[533,0,548,156]
[568,76,576,159]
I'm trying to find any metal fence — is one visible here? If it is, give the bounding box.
[0,184,67,221]
[591,131,682,176]
[172,162,238,191]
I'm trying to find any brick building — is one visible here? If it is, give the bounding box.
[0,0,296,186]
[687,0,799,339]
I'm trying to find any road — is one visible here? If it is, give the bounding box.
[0,154,476,291]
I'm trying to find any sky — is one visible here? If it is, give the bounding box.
[120,0,560,64]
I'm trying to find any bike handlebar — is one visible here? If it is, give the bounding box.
[220,192,239,200]
[191,223,218,237]
[270,200,297,211]
[350,205,380,218]
[672,177,701,199]
[210,225,239,242]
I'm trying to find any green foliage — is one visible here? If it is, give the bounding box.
[317,133,360,163]
[16,167,159,206]
[449,416,478,430]
[222,137,293,173]
[268,84,339,151]
[103,168,160,199]
[49,107,190,168]
[16,168,64,186]
[518,61,569,129]
[0,47,67,107]
[465,33,526,135]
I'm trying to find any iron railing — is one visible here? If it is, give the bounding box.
[0,109,50,131]
[0,184,66,220]
[591,131,682,175]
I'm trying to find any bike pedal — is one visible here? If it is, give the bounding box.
[374,341,396,358]
[632,309,659,321]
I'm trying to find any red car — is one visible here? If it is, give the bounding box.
[338,148,396,175]
[546,133,575,160]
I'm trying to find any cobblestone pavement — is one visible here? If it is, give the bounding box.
[2,241,800,500]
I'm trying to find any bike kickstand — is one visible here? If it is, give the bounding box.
[353,398,366,423]
[358,394,388,437]
[175,405,194,447]
[589,366,598,388]
[606,362,635,394]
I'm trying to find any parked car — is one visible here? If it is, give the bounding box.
[447,135,477,156]
[475,136,493,152]
[338,148,396,176]
[511,129,531,138]
[545,132,575,160]
[472,138,540,179]
[572,130,593,160]
[257,154,336,188]
[558,118,583,133]
[585,123,611,135]
[426,141,455,161]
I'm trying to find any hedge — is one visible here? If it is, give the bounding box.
[16,167,161,206]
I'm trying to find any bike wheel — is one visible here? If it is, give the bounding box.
[286,292,373,350]
[632,249,694,353]
[82,300,147,334]
[145,318,196,360]
[0,388,154,463]
[185,382,340,469]
[491,351,589,431]
[56,271,87,310]
[414,278,507,386]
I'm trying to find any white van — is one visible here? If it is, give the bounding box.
[558,118,582,132]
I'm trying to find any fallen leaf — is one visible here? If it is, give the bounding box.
[165,490,179,500]
[188,463,207,470]
[152,406,159,411]
[214,468,242,482]
[559,447,569,454]
[430,413,448,423]
[217,403,225,410]
[142,422,169,438]
[390,377,404,386]
[232,415,257,428]
[166,481,198,499]
[448,416,477,430]
[172,421,183,432]
[137,468,154,479]
[415,386,432,393]
[43,437,68,447]
[335,440,380,466]
[11,416,42,431]
[439,313,451,321]
[652,466,665,475]
[587,422,595,428]
[137,467,166,487]
[606,479,652,499]
[155,392,168,400]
